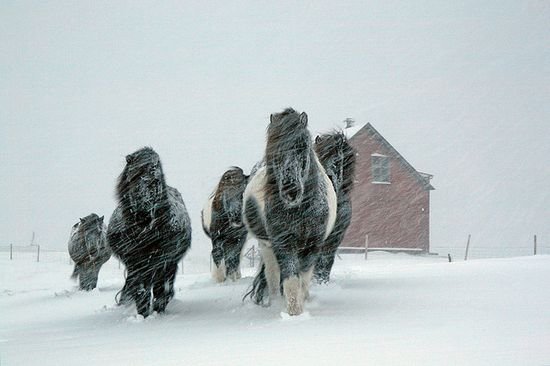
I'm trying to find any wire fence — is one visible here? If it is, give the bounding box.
[2,236,547,267]
[0,245,208,275]
[0,244,71,264]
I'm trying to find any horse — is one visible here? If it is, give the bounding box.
[202,167,249,282]
[313,131,356,283]
[68,213,111,291]
[107,147,192,317]
[243,108,337,316]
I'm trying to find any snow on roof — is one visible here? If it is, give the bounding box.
[343,123,367,139]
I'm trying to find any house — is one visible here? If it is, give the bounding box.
[341,122,434,253]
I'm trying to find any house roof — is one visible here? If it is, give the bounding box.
[346,123,435,191]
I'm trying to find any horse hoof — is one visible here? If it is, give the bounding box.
[286,299,303,316]
[212,262,227,283]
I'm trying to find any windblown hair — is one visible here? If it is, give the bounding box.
[116,146,167,227]
[212,167,248,214]
[68,213,111,291]
[265,108,313,201]
[203,166,249,282]
[314,130,356,196]
[313,130,357,283]
[243,107,337,315]
[107,147,191,317]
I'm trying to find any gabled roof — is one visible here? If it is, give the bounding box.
[346,123,435,191]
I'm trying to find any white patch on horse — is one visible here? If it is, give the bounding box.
[201,194,214,234]
[243,166,267,227]
[212,259,226,283]
[314,152,337,240]
[259,240,280,301]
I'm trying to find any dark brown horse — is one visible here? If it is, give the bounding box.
[202,167,249,282]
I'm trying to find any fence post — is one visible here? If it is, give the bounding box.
[464,234,471,261]
[448,253,452,262]
[534,235,537,255]
[364,234,369,261]
[37,245,40,263]
[10,244,13,260]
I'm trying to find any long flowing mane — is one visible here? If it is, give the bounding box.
[116,147,169,225]
[212,166,246,213]
[204,166,249,282]
[314,130,356,196]
[243,107,338,315]
[264,108,314,202]
[107,146,191,317]
[68,213,110,290]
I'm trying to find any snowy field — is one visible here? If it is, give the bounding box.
[1,251,549,366]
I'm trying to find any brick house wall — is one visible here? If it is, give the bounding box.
[342,124,433,252]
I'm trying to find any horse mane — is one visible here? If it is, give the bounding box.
[265,108,313,197]
[315,130,356,196]
[212,166,245,212]
[76,213,104,237]
[116,147,168,221]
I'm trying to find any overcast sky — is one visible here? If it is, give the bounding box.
[1,1,549,258]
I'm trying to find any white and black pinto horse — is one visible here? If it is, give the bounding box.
[243,108,337,316]
[68,213,111,291]
[313,131,356,283]
[202,167,249,282]
[107,147,192,317]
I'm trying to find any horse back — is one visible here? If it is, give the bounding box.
[314,153,338,240]
[201,194,214,238]
[243,166,269,241]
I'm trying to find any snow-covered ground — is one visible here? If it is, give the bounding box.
[1,251,549,365]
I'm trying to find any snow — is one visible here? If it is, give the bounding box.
[2,251,549,365]
[342,124,366,140]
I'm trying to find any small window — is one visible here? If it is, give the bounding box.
[371,154,390,183]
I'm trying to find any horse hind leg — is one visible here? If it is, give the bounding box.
[153,264,177,313]
[135,281,153,317]
[211,240,227,283]
[212,259,226,283]
[300,267,314,301]
[130,268,152,317]
[70,264,80,280]
[79,266,98,291]
[225,240,243,282]
[314,250,336,284]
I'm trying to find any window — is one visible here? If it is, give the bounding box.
[371,154,390,183]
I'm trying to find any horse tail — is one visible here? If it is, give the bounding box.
[242,262,268,304]
[70,264,80,280]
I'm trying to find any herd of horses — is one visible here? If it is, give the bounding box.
[68,107,356,317]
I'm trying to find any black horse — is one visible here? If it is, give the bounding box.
[107,147,191,317]
[313,131,356,283]
[68,213,111,291]
[243,108,337,315]
[202,167,249,282]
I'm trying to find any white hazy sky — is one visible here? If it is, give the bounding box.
[1,1,549,258]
